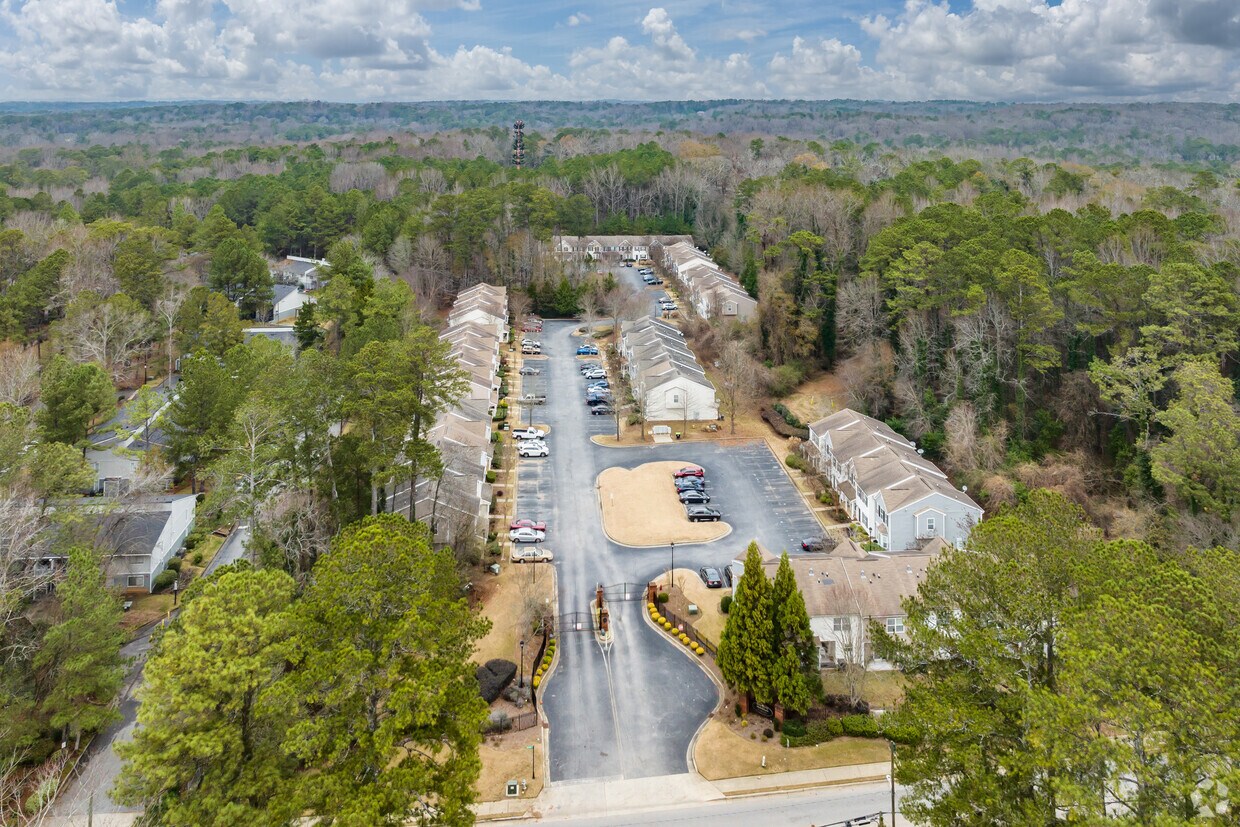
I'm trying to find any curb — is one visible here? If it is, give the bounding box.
[592,470,734,549]
[717,773,890,798]
[589,434,763,450]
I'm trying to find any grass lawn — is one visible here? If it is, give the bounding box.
[185,533,224,574]
[121,592,173,636]
[694,719,889,780]
[821,670,907,709]
[475,727,544,802]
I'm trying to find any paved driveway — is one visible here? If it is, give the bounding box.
[519,319,824,784]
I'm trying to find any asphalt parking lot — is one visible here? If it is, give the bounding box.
[512,311,828,784]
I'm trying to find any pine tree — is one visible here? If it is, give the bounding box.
[292,302,324,352]
[114,567,296,825]
[717,542,774,707]
[279,515,489,825]
[35,545,126,749]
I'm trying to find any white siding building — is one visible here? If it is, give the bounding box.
[660,241,756,322]
[552,234,693,262]
[619,317,718,424]
[806,409,982,551]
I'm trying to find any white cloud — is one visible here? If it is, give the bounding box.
[0,1,1237,101]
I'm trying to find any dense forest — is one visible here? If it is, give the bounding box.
[1,101,1238,821]
[3,99,1240,167]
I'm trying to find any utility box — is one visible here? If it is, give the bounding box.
[505,780,519,797]
[488,564,501,576]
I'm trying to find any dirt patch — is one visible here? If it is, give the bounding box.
[821,670,907,710]
[781,371,846,426]
[597,462,732,546]
[476,725,544,802]
[693,719,889,781]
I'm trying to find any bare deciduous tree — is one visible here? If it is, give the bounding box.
[716,339,763,435]
[0,344,40,407]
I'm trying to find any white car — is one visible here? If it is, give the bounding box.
[518,442,549,458]
[584,370,606,380]
[511,547,554,563]
[508,527,546,543]
[511,427,546,441]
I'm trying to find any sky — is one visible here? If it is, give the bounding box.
[0,0,1238,103]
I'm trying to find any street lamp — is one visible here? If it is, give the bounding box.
[669,541,675,590]
[518,638,526,689]
[889,740,896,825]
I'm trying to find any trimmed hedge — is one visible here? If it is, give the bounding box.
[773,402,805,429]
[720,595,733,614]
[842,714,880,737]
[152,570,178,592]
[165,556,182,572]
[760,406,810,439]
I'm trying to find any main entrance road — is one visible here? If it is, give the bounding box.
[520,316,823,784]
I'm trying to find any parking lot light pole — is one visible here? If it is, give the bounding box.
[518,639,526,688]
[669,541,675,590]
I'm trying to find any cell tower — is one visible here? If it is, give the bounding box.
[512,120,525,169]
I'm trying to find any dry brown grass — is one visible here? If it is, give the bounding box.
[476,726,544,802]
[820,670,908,709]
[121,592,173,634]
[666,567,729,646]
[472,557,556,677]
[780,371,846,425]
[694,719,889,780]
[598,462,732,546]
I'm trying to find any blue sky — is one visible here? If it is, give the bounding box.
[0,0,1237,102]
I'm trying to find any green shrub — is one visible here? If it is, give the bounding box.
[773,402,805,429]
[191,551,204,565]
[491,431,501,443]
[152,570,178,592]
[782,719,807,738]
[719,595,733,614]
[735,702,742,718]
[763,727,774,739]
[491,454,502,469]
[485,470,497,484]
[487,541,502,557]
[880,718,920,745]
[165,556,182,572]
[841,714,879,737]
[656,592,669,604]
[785,453,807,471]
[769,363,807,397]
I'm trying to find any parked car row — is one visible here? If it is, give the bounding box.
[672,465,723,519]
[521,315,543,333]
[517,425,549,458]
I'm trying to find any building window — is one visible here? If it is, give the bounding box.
[885,616,905,635]
[832,616,847,633]
[818,640,835,663]
[127,574,146,588]
[671,393,681,404]
[926,516,936,533]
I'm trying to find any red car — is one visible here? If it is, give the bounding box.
[673,465,704,478]
[510,518,547,532]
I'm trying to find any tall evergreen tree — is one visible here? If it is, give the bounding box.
[114,568,297,825]
[717,542,774,707]
[37,355,114,445]
[279,515,489,826]
[34,545,126,749]
[292,301,324,352]
[769,553,816,714]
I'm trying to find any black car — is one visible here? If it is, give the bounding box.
[674,477,706,491]
[586,395,611,405]
[801,537,827,552]
[723,564,735,587]
[698,566,724,588]
[678,489,711,504]
[686,505,722,523]
[590,404,614,415]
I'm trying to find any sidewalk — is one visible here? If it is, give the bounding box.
[474,762,891,822]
